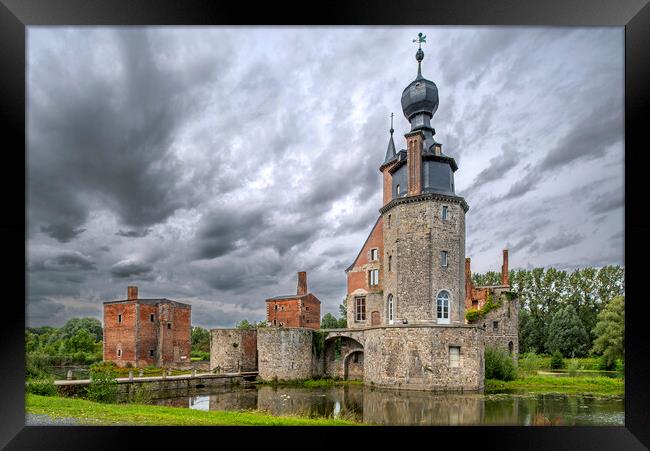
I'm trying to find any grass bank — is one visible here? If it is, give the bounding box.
[486,376,624,395]
[26,394,361,426]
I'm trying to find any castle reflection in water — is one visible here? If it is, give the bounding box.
[149,385,623,426]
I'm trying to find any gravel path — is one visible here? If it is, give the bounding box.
[25,413,85,426]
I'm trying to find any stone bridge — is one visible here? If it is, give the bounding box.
[321,328,366,346]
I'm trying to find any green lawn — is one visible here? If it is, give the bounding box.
[486,376,624,395]
[26,394,361,426]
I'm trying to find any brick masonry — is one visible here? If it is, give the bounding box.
[103,290,191,368]
[210,329,258,372]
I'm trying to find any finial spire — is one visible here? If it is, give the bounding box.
[412,32,426,79]
[384,112,397,164]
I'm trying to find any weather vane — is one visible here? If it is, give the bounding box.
[412,32,427,49]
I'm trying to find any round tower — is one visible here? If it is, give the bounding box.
[380,35,469,326]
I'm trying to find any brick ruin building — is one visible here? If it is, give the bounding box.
[209,36,519,391]
[265,272,321,330]
[465,250,519,359]
[103,286,192,368]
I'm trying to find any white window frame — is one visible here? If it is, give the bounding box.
[355,296,366,322]
[440,251,448,267]
[387,294,394,325]
[117,348,122,357]
[436,290,450,324]
[396,184,401,196]
[369,269,379,286]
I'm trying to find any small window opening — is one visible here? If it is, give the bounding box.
[149,349,154,357]
[369,269,379,286]
[150,314,154,322]
[440,251,448,267]
[449,346,460,368]
[167,323,172,330]
[117,349,122,357]
[388,255,392,272]
[493,321,499,331]
[370,248,378,261]
[396,184,401,196]
[118,314,122,323]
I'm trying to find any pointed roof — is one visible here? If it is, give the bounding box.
[383,112,396,164]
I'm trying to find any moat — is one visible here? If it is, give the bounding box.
[145,384,624,426]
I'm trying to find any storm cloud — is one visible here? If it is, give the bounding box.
[26,27,624,327]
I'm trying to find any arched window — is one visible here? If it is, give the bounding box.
[436,290,450,324]
[396,184,401,196]
[508,341,514,355]
[387,294,394,325]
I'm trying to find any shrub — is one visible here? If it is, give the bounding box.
[485,346,516,381]
[518,352,543,372]
[598,354,617,371]
[86,361,118,403]
[567,358,581,376]
[614,359,624,372]
[26,377,58,396]
[191,350,210,361]
[550,351,564,369]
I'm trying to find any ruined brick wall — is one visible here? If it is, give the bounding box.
[170,305,192,366]
[382,196,466,325]
[257,328,314,380]
[301,294,321,329]
[137,303,159,367]
[266,298,302,328]
[103,302,137,367]
[210,329,258,372]
[363,325,484,391]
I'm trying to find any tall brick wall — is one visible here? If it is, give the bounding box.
[210,329,258,372]
[103,298,191,368]
[103,302,137,367]
[382,196,466,325]
[257,328,314,380]
[363,325,484,391]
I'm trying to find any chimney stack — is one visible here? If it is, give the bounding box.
[465,258,473,304]
[127,286,138,300]
[501,249,509,286]
[297,272,308,296]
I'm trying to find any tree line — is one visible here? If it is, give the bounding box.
[473,265,624,366]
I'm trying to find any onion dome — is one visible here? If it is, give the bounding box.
[401,37,439,127]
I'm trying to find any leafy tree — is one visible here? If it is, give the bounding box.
[59,317,103,341]
[236,320,253,330]
[86,362,118,403]
[591,295,625,369]
[321,313,339,329]
[337,299,348,328]
[254,320,267,328]
[550,350,564,369]
[191,326,210,353]
[545,304,590,357]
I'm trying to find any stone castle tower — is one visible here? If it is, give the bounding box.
[346,34,468,328]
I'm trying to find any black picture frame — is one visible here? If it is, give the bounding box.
[2,0,648,449]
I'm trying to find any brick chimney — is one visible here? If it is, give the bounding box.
[465,258,473,304]
[406,132,423,196]
[297,272,308,296]
[127,286,138,300]
[501,249,509,286]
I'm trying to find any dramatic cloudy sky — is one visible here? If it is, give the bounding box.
[26,26,624,328]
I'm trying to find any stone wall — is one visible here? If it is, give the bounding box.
[382,195,466,325]
[323,336,364,378]
[478,289,519,362]
[210,329,258,372]
[257,327,314,381]
[363,324,484,391]
[347,292,383,329]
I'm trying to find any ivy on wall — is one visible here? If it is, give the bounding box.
[465,292,504,323]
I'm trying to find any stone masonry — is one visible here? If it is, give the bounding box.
[210,329,258,373]
[256,327,314,380]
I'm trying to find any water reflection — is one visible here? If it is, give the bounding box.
[151,385,624,426]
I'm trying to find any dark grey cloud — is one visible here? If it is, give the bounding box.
[26,27,623,327]
[110,260,154,279]
[115,228,152,238]
[538,230,584,253]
